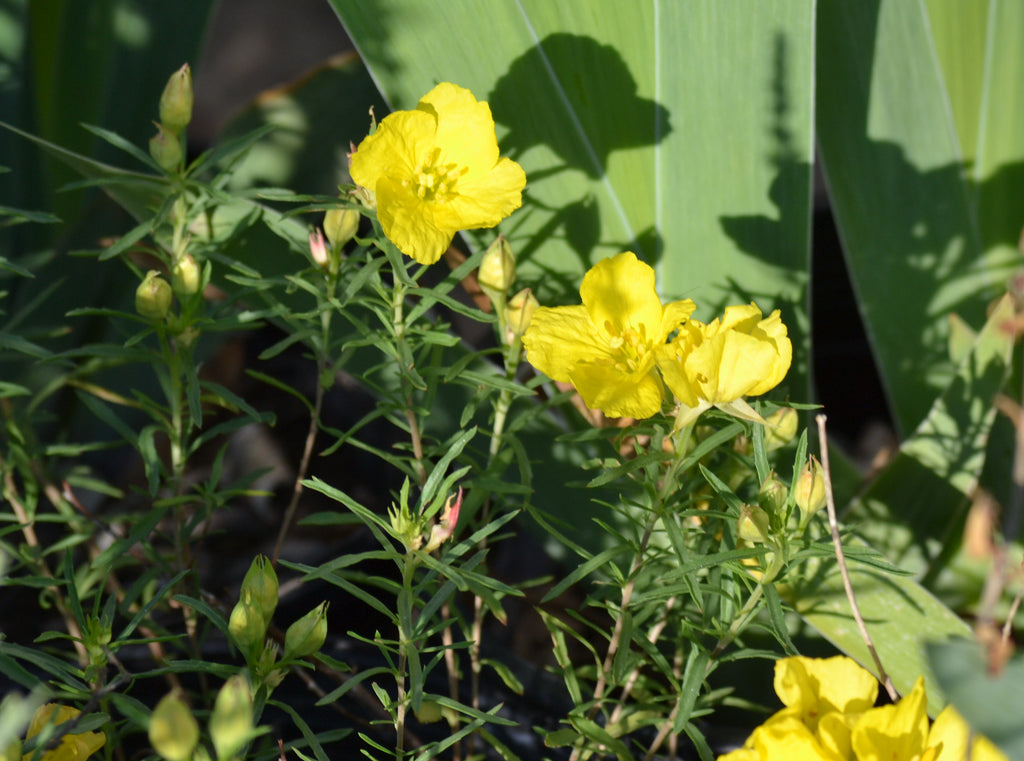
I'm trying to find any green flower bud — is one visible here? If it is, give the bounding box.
[149,691,199,761]
[504,287,539,343]
[135,271,172,321]
[478,235,516,295]
[795,456,827,523]
[737,504,772,544]
[228,595,266,664]
[764,407,798,451]
[323,207,360,251]
[210,675,254,761]
[172,253,202,296]
[283,602,328,661]
[758,473,789,519]
[159,63,193,135]
[149,123,183,172]
[239,555,278,623]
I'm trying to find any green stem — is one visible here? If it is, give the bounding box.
[273,284,333,563]
[709,547,786,663]
[392,278,426,486]
[395,552,418,760]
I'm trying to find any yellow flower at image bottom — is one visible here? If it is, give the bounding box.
[717,656,1009,761]
[522,251,695,419]
[19,704,105,761]
[349,82,526,265]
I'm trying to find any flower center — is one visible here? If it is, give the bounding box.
[409,146,466,203]
[606,320,651,372]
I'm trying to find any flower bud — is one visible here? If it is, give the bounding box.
[504,287,539,343]
[758,473,789,519]
[159,63,193,135]
[423,488,462,553]
[210,675,254,761]
[764,407,798,451]
[240,555,278,623]
[135,271,172,321]
[794,456,827,522]
[228,595,266,664]
[283,602,328,661]
[172,253,201,296]
[323,207,359,251]
[478,236,516,295]
[309,228,329,269]
[149,123,183,172]
[737,504,772,544]
[149,691,199,761]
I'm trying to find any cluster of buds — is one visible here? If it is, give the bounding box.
[149,676,258,761]
[734,408,829,559]
[476,236,538,348]
[227,556,328,683]
[136,69,205,325]
[389,488,463,554]
[149,64,193,173]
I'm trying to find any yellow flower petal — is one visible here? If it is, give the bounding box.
[24,704,105,761]
[929,706,1010,761]
[580,251,664,335]
[522,305,610,382]
[569,360,665,420]
[852,677,930,761]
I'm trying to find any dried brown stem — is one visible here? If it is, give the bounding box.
[816,414,897,701]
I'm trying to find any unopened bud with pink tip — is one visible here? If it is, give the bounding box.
[424,488,463,553]
[309,228,329,269]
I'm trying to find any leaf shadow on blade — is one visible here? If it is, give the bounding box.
[489,32,671,278]
[717,33,812,400]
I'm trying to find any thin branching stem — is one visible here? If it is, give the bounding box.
[273,303,331,564]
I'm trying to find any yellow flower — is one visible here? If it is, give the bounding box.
[349,82,526,265]
[23,704,105,761]
[522,252,695,419]
[657,303,792,427]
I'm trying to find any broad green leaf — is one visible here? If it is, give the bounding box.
[927,1,1024,264]
[928,639,1024,761]
[331,0,815,397]
[791,295,1014,716]
[816,2,1020,434]
[790,538,971,717]
[846,293,1014,581]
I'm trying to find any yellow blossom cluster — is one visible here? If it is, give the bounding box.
[719,656,1006,761]
[522,251,792,422]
